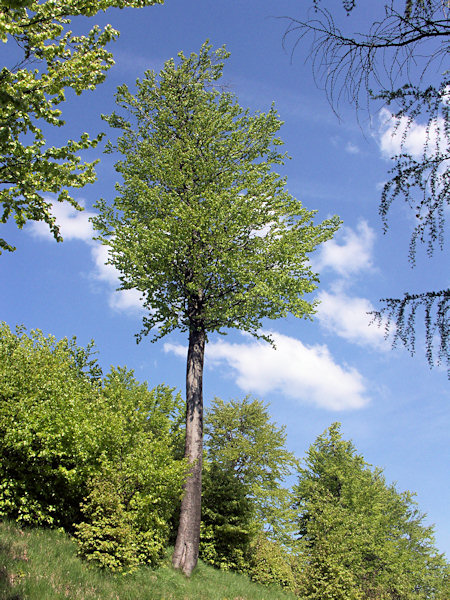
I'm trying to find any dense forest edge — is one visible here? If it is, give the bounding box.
[0,322,448,599]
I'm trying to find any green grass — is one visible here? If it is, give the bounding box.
[0,521,295,600]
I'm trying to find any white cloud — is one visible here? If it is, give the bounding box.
[91,243,121,285]
[165,331,369,411]
[90,243,144,314]
[377,107,447,159]
[109,288,145,313]
[28,201,95,242]
[312,220,375,278]
[28,201,144,314]
[317,290,388,349]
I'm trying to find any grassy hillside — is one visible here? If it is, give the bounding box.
[0,520,295,600]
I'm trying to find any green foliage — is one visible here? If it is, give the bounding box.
[0,322,103,527]
[294,423,450,600]
[200,462,256,572]
[0,0,163,253]
[75,473,140,572]
[92,40,339,576]
[75,369,186,572]
[247,533,298,594]
[201,397,298,575]
[204,396,298,542]
[0,322,185,571]
[92,41,341,344]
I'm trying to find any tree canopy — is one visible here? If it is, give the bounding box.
[283,0,450,374]
[92,42,340,575]
[204,396,298,541]
[0,0,162,253]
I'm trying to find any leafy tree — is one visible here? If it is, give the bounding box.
[75,370,186,571]
[0,322,103,527]
[204,396,298,545]
[202,396,299,584]
[293,423,449,600]
[92,42,340,575]
[0,0,162,253]
[283,0,450,373]
[200,462,255,572]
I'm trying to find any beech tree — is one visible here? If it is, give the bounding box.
[204,397,298,541]
[92,42,340,576]
[294,423,449,600]
[0,0,162,253]
[201,397,298,571]
[283,0,450,373]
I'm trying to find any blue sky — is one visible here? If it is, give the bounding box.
[1,0,449,556]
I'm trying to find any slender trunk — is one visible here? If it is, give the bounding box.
[172,324,206,576]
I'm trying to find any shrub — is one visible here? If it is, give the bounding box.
[0,323,103,528]
[75,473,139,572]
[247,533,298,593]
[0,323,186,571]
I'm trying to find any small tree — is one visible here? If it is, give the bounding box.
[294,423,449,599]
[0,0,162,253]
[202,396,299,580]
[204,396,298,543]
[92,42,340,575]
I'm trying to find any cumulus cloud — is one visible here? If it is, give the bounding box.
[317,290,388,349]
[377,107,447,159]
[165,331,369,411]
[109,288,145,313]
[312,220,375,278]
[91,244,120,284]
[90,240,144,314]
[28,201,95,242]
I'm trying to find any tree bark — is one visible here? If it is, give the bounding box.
[172,324,206,576]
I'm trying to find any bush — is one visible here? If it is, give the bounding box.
[75,473,139,572]
[0,323,103,528]
[76,427,185,572]
[0,323,186,571]
[247,533,298,593]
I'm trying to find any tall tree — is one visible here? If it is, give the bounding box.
[283,0,450,374]
[92,43,340,576]
[0,0,162,253]
[294,423,449,600]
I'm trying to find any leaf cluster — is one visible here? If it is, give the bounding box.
[0,0,162,252]
[201,396,299,574]
[294,423,449,599]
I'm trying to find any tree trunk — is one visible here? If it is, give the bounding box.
[172,324,206,576]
